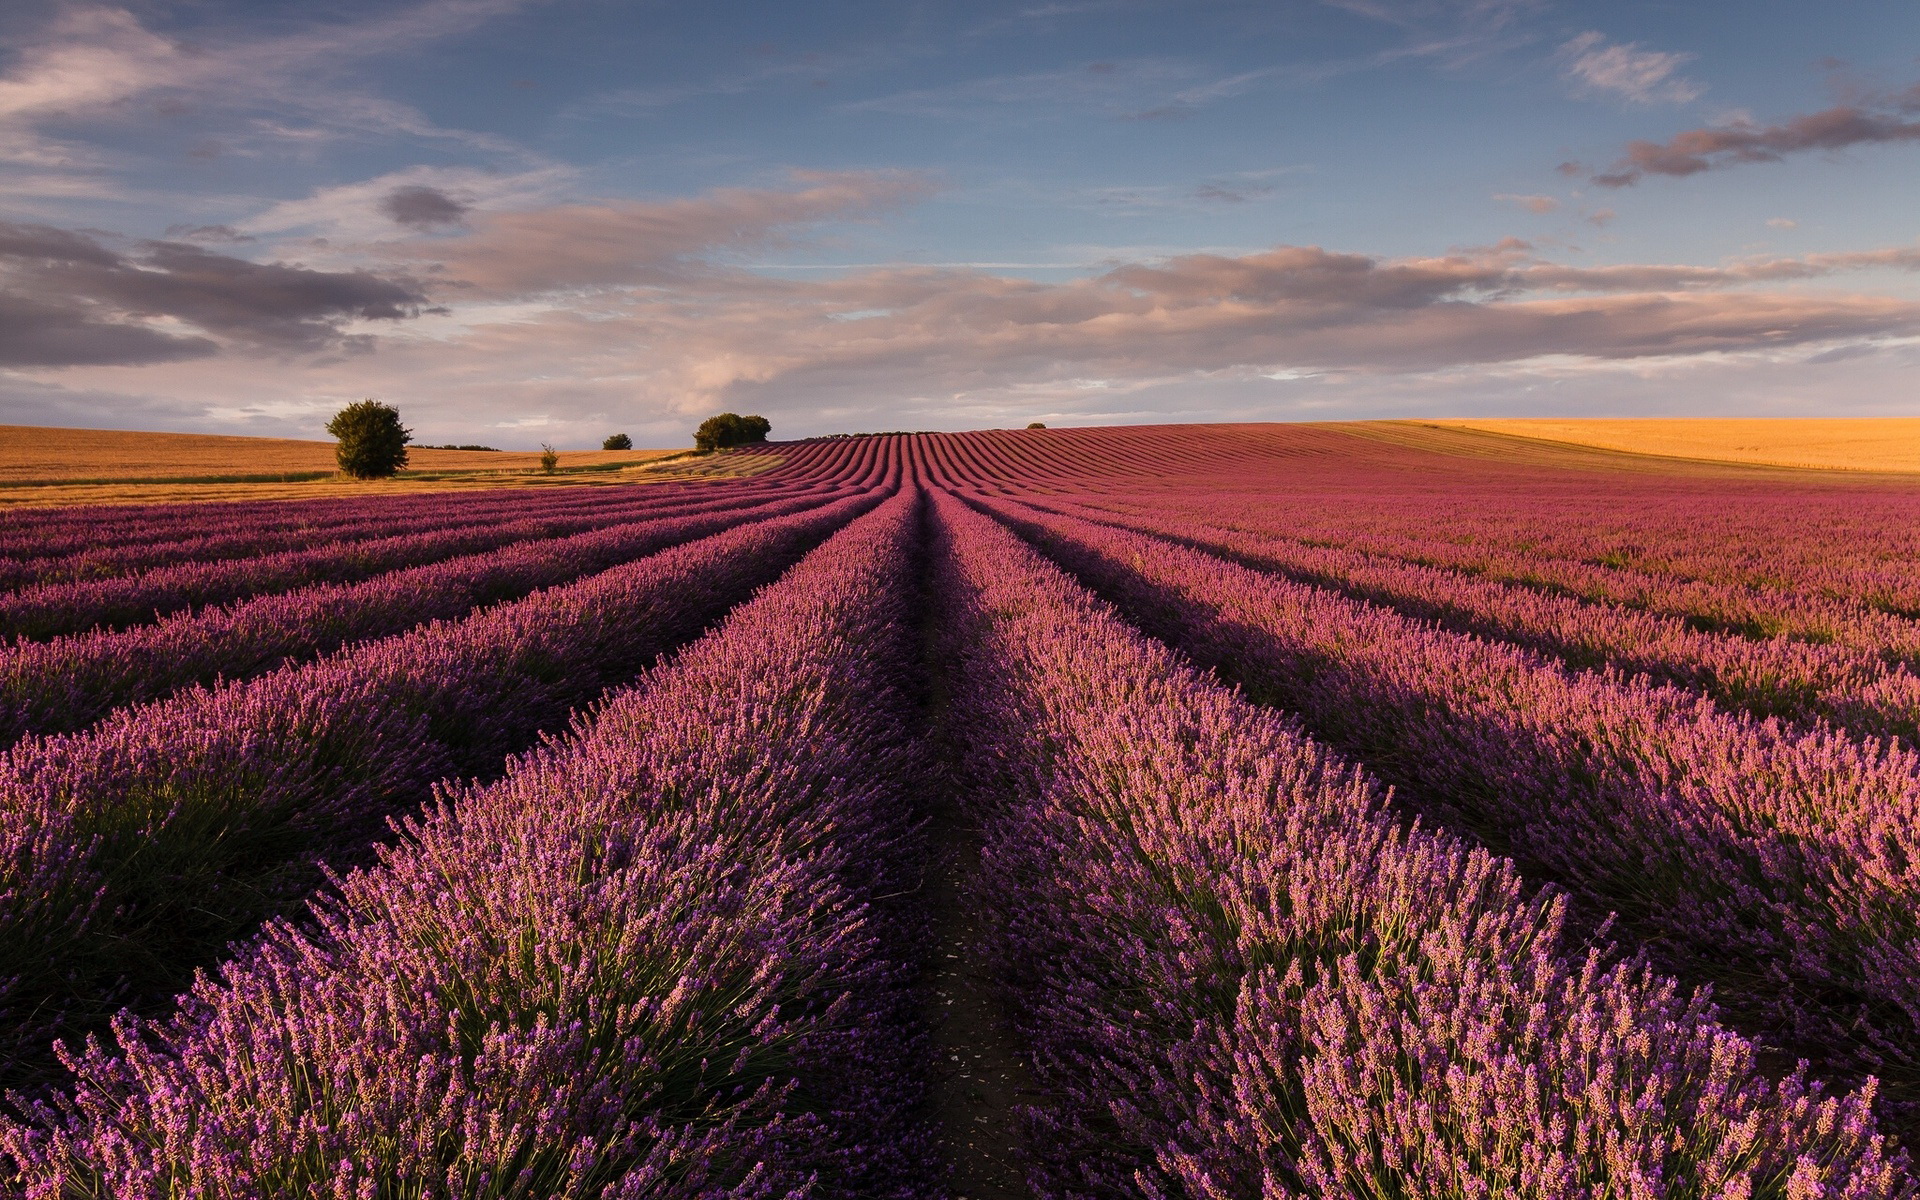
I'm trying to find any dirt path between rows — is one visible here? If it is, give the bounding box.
[918,788,1039,1198]
[912,499,1041,1198]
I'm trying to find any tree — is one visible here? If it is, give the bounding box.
[327,400,411,479]
[1026,422,1047,430]
[539,443,559,473]
[693,412,772,451]
[602,433,632,450]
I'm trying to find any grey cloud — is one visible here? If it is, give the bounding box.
[0,291,217,367]
[0,220,431,366]
[381,185,470,229]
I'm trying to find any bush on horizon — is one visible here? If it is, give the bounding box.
[602,433,632,450]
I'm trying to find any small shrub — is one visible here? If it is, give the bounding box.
[694,413,772,452]
[326,400,412,479]
[539,444,559,473]
[602,433,632,451]
[1027,422,1047,430]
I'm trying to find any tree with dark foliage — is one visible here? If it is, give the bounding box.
[602,433,632,450]
[694,413,771,451]
[326,400,412,478]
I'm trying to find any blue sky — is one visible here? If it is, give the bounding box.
[1,0,1916,446]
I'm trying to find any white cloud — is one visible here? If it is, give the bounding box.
[1559,31,1703,105]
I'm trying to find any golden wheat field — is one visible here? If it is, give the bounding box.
[1426,417,1920,474]
[0,426,777,507]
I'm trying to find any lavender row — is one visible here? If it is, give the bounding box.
[1026,493,1920,745]
[1089,488,1920,664]
[0,479,741,591]
[1018,439,1920,614]
[980,495,1920,1130]
[0,488,881,1089]
[0,475,712,567]
[0,488,847,747]
[1222,485,1920,614]
[1,489,931,1197]
[928,491,1906,1197]
[1293,514,1920,662]
[0,485,783,643]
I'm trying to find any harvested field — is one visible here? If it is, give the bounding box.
[1426,416,1920,473]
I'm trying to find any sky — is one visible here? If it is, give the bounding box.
[0,0,1917,447]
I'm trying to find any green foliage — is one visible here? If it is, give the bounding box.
[326,400,412,479]
[694,413,772,452]
[1027,422,1047,429]
[539,443,559,473]
[602,433,632,451]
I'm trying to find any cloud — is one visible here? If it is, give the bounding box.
[17,178,1920,440]
[405,170,938,296]
[1558,32,1703,106]
[335,239,1920,427]
[1494,193,1559,213]
[0,220,431,366]
[239,167,575,246]
[163,224,256,243]
[1592,86,1920,186]
[1767,217,1799,230]
[0,291,218,368]
[381,185,471,229]
[0,2,542,183]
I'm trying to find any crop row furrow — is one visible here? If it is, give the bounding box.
[928,489,1907,1197]
[0,487,882,1089]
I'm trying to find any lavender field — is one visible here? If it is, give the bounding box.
[3,424,1919,1197]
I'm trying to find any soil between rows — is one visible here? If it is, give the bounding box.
[912,499,1041,1198]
